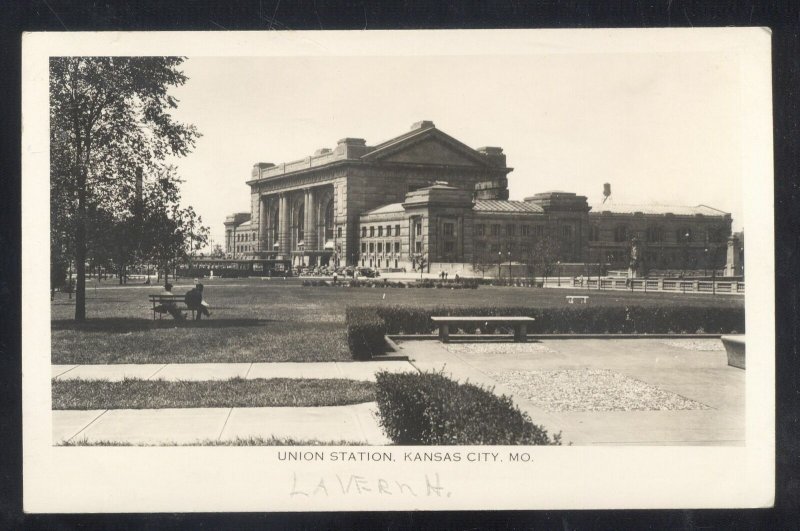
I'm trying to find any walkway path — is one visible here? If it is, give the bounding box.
[396,337,744,446]
[54,402,390,445]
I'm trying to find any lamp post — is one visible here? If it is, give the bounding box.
[498,251,502,281]
[557,260,561,287]
[507,250,512,284]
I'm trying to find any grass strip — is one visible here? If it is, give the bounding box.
[52,377,375,410]
[58,436,367,446]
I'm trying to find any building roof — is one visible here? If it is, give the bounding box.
[473,200,544,214]
[363,203,405,216]
[590,203,728,217]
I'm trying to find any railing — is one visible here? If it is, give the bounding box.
[567,277,744,295]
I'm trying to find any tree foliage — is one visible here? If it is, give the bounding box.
[50,56,203,319]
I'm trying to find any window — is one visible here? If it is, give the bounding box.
[337,227,342,238]
[395,224,401,236]
[369,243,374,252]
[378,226,383,237]
[521,225,530,236]
[491,224,501,236]
[415,241,422,253]
[443,222,455,237]
[614,225,628,243]
[506,224,515,237]
[646,226,664,243]
[677,228,693,243]
[369,226,375,237]
[394,242,400,253]
[444,241,455,254]
[474,224,485,237]
[377,242,383,253]
[415,222,422,236]
[588,225,600,241]
[361,227,367,237]
[361,243,366,253]
[386,225,392,236]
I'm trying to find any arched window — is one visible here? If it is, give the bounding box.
[324,201,334,242]
[614,225,628,243]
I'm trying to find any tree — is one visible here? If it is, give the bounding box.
[210,244,226,258]
[532,232,561,284]
[50,57,199,320]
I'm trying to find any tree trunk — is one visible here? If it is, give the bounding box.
[74,120,87,321]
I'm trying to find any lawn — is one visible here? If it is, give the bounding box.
[58,436,367,446]
[52,278,743,364]
[52,377,376,409]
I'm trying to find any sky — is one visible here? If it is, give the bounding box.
[167,51,744,249]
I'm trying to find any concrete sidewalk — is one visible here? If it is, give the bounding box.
[397,338,745,446]
[54,402,390,445]
[52,360,417,382]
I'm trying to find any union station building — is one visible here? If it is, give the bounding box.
[225,121,740,276]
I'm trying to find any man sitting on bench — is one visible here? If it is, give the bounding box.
[156,283,185,320]
[185,283,212,320]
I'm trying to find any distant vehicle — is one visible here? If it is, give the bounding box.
[342,267,355,277]
[358,267,379,278]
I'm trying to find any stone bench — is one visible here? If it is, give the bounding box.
[721,335,745,369]
[566,295,589,304]
[431,316,535,343]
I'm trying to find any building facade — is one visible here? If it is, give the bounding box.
[225,121,739,276]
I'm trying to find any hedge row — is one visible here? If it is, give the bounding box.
[374,370,560,445]
[345,307,387,360]
[359,304,744,335]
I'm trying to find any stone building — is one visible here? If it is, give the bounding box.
[225,121,737,275]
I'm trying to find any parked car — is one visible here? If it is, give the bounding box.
[358,267,380,278]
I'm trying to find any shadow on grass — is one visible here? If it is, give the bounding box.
[51,317,274,333]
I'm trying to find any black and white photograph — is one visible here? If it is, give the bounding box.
[22,28,775,511]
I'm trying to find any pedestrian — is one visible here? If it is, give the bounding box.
[158,282,185,320]
[185,283,211,320]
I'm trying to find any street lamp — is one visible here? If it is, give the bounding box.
[498,251,502,282]
[557,260,561,287]
[507,250,512,283]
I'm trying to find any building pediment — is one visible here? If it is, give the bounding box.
[361,128,501,169]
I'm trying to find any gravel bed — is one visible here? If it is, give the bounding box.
[443,342,556,355]
[489,369,711,412]
[659,339,725,351]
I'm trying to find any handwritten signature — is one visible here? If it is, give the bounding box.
[290,472,451,498]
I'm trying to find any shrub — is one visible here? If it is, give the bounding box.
[345,307,387,360]
[355,304,744,335]
[374,370,560,445]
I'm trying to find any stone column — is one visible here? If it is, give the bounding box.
[304,188,317,251]
[279,193,290,259]
[259,195,268,254]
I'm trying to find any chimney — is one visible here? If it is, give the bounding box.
[411,120,435,130]
[603,183,611,203]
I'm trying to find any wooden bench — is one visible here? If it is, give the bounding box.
[431,316,535,343]
[566,295,589,304]
[148,294,196,320]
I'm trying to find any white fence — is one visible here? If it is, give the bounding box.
[557,277,745,295]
